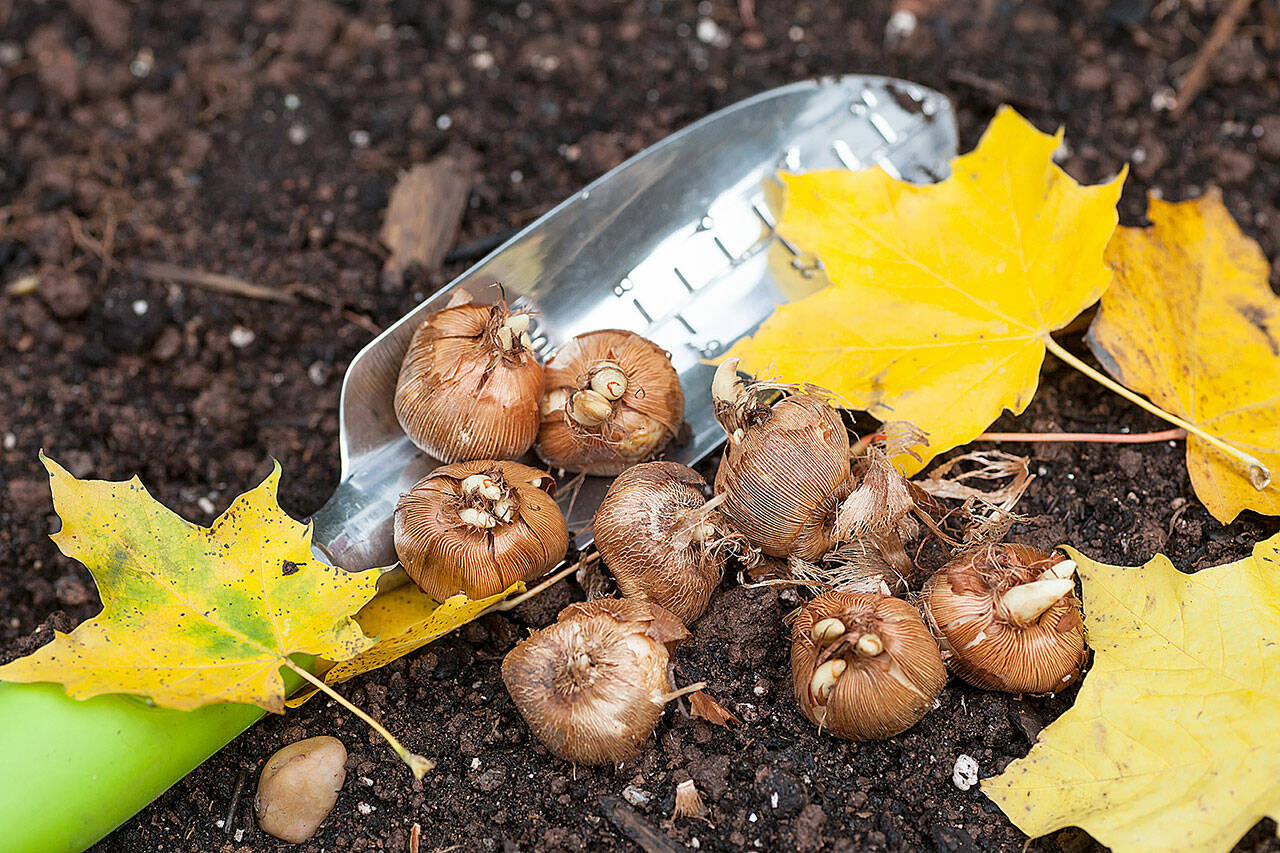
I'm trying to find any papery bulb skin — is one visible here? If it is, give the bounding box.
[502,598,690,764]
[711,360,853,560]
[394,460,569,601]
[791,591,945,741]
[921,544,1086,694]
[592,462,725,624]
[536,330,685,476]
[394,294,543,463]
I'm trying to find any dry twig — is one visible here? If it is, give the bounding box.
[1172,0,1257,119]
[138,261,296,303]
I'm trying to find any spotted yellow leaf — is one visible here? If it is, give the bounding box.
[1089,191,1280,522]
[727,106,1125,472]
[984,533,1280,853]
[287,579,522,707]
[0,454,381,713]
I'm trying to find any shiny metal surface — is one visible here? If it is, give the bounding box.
[312,74,959,571]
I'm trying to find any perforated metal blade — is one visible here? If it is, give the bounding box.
[312,75,958,572]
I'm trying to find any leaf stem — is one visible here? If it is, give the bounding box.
[976,428,1186,444]
[1044,336,1271,489]
[283,659,434,779]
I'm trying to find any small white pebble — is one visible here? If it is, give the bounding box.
[748,812,758,823]
[287,124,308,145]
[695,18,730,48]
[470,50,495,70]
[0,42,23,67]
[1067,472,1075,480]
[690,839,700,849]
[349,129,371,148]
[883,9,916,47]
[284,93,301,111]
[132,299,149,316]
[436,114,453,130]
[788,25,805,41]
[1151,87,1177,111]
[215,819,225,829]
[3,432,15,450]
[1037,465,1048,476]
[510,170,523,184]
[952,754,979,791]
[770,792,779,809]
[357,802,375,815]
[622,785,653,807]
[197,496,216,514]
[128,47,153,77]
[308,361,328,386]
[234,828,244,842]
[360,776,374,786]
[229,326,255,348]
[470,757,481,769]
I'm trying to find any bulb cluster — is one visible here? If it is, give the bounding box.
[392,299,1089,759]
[392,295,689,603]
[703,359,1087,741]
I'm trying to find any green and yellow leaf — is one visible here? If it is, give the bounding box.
[0,454,381,713]
[983,533,1280,853]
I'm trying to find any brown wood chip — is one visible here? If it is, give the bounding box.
[380,153,474,286]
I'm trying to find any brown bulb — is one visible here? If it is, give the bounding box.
[712,359,852,560]
[791,591,946,740]
[536,330,685,475]
[394,460,569,602]
[921,544,1086,694]
[592,462,726,624]
[394,292,543,462]
[502,598,692,764]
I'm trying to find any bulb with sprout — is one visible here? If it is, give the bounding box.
[920,544,1087,694]
[791,591,946,740]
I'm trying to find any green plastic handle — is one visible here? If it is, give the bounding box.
[0,662,308,853]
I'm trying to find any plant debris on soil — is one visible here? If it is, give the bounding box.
[3,0,1280,850]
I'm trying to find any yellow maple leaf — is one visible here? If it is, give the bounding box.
[1088,191,1280,522]
[0,454,381,713]
[727,106,1125,472]
[287,579,522,707]
[983,533,1280,853]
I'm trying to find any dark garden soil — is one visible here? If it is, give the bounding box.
[4,0,1280,850]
